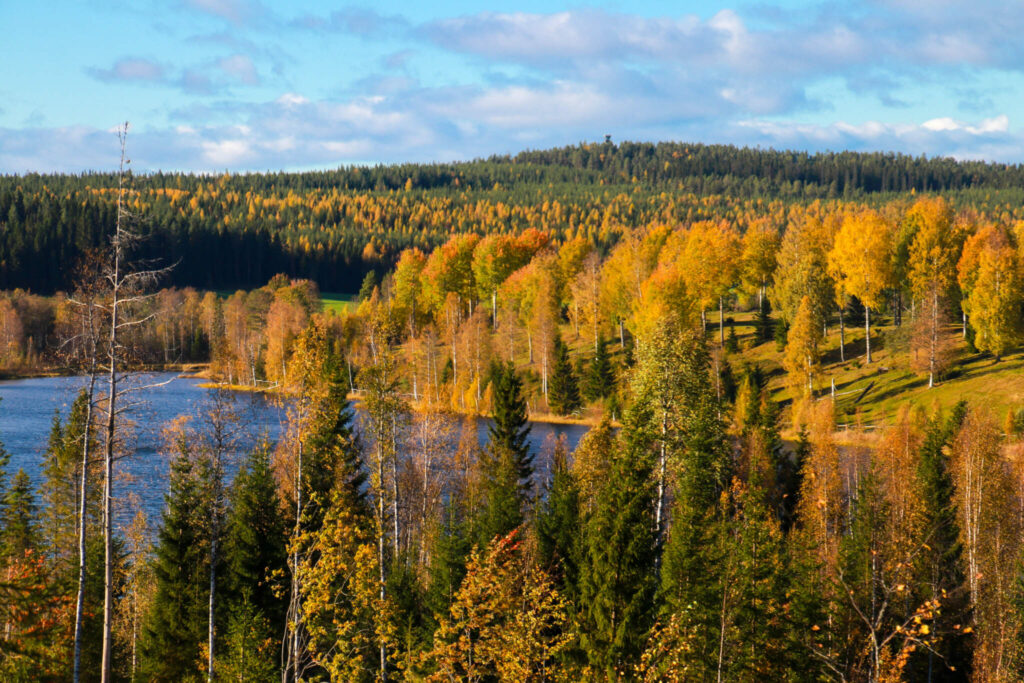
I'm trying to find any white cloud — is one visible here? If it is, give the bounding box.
[183,0,268,26]
[736,115,1017,160]
[89,58,166,83]
[216,54,259,85]
[15,4,1024,172]
[201,139,251,165]
[276,93,308,107]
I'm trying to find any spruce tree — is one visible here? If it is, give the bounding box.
[583,335,615,402]
[535,439,582,601]
[218,598,279,683]
[910,401,973,680]
[578,406,659,674]
[478,445,524,545]
[646,485,809,680]
[300,337,366,527]
[139,451,216,681]
[0,467,55,679]
[548,335,581,416]
[224,443,288,641]
[725,321,740,352]
[1,469,38,556]
[478,362,533,545]
[358,270,378,301]
[41,409,71,554]
[486,360,532,484]
[425,505,472,623]
[756,296,773,342]
[40,391,104,678]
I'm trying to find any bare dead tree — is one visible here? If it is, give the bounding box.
[90,123,173,683]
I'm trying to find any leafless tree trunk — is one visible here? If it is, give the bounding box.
[97,123,171,683]
[73,373,95,683]
[864,305,872,364]
[71,299,100,683]
[719,296,725,345]
[838,305,846,363]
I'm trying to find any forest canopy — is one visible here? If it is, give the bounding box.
[7,140,1024,294]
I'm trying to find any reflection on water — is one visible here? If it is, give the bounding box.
[0,373,590,532]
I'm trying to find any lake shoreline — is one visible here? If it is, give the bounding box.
[4,364,610,428]
[190,376,611,428]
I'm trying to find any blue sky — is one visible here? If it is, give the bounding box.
[3,0,1024,173]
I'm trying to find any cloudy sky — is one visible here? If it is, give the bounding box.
[2,0,1023,173]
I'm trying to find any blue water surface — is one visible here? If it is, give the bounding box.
[0,373,589,533]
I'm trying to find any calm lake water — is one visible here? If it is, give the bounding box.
[0,373,589,532]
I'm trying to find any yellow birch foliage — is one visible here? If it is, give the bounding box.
[630,260,697,339]
[297,495,397,681]
[829,209,893,311]
[957,223,1005,307]
[740,217,781,298]
[680,220,741,314]
[771,206,836,324]
[783,295,821,397]
[423,530,574,682]
[966,239,1023,359]
[907,197,960,302]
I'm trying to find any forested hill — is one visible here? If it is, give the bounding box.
[5,140,1024,294]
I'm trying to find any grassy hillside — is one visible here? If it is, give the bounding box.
[716,310,1024,429]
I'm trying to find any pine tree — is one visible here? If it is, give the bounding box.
[583,335,615,402]
[547,335,581,416]
[578,409,659,675]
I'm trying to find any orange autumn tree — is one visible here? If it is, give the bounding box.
[472,233,539,328]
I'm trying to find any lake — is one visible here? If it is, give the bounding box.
[0,373,590,532]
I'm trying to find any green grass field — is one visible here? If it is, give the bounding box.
[213,289,357,315]
[320,292,357,315]
[714,310,1024,429]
